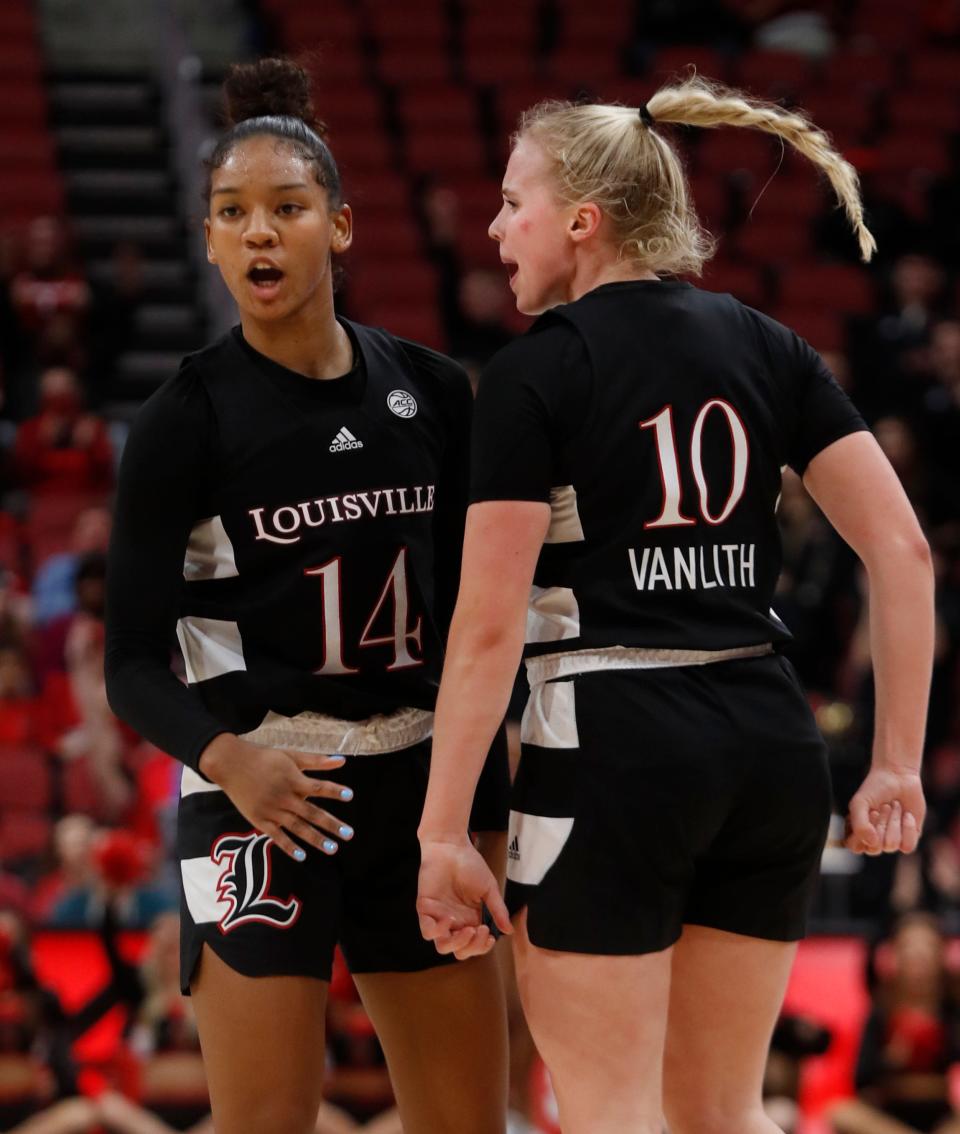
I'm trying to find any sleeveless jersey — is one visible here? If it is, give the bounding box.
[470,280,868,658]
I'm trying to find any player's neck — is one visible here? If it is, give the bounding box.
[567,255,659,303]
[239,293,353,381]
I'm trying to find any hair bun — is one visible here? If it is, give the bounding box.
[222,58,326,135]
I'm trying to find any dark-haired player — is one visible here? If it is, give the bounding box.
[105,59,508,1134]
[417,80,934,1134]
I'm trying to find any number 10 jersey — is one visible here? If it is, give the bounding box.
[469,279,869,657]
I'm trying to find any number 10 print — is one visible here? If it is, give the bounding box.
[639,399,749,529]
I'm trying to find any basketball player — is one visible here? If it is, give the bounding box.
[417,76,934,1134]
[105,59,508,1134]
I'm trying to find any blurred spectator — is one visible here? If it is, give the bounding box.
[8,219,89,347]
[13,369,113,497]
[0,642,42,746]
[32,508,111,630]
[829,913,960,1134]
[30,815,98,924]
[424,187,513,371]
[764,1012,833,1132]
[87,242,148,410]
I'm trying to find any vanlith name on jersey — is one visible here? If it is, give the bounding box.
[249,483,436,546]
[628,542,757,592]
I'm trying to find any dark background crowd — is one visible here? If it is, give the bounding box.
[0,0,958,1131]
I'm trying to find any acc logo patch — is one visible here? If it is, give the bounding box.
[387,389,418,418]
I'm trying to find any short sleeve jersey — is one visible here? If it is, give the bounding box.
[471,280,868,656]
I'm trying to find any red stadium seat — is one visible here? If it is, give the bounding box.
[0,85,46,126]
[803,91,876,138]
[0,44,43,79]
[455,227,505,271]
[406,130,488,176]
[734,221,815,264]
[397,85,480,132]
[348,215,422,261]
[346,261,438,306]
[908,49,960,91]
[778,263,874,315]
[819,50,895,92]
[0,811,52,862]
[734,51,815,97]
[361,303,445,350]
[368,6,448,45]
[496,81,563,134]
[748,177,828,222]
[770,307,847,352]
[546,46,622,87]
[378,46,454,86]
[650,46,730,83]
[284,6,361,45]
[314,84,384,132]
[0,174,65,214]
[61,757,101,816]
[850,9,924,49]
[341,173,409,214]
[699,261,768,309]
[464,47,538,86]
[0,130,57,170]
[0,748,51,812]
[872,133,951,176]
[334,132,396,175]
[686,175,732,236]
[888,90,960,134]
[696,130,784,176]
[556,3,634,49]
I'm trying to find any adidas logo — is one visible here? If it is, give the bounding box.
[329,426,363,453]
[508,836,520,862]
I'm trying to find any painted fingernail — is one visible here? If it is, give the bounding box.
[323,839,338,854]
[293,847,306,862]
[340,787,354,801]
[339,825,354,839]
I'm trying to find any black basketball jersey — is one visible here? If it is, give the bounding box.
[470,279,868,657]
[106,321,473,771]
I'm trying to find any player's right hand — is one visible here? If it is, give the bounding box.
[199,735,354,861]
[844,766,925,856]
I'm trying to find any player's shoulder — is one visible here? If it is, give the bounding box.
[129,341,221,441]
[483,311,586,389]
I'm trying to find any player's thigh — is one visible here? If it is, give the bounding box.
[190,944,328,1134]
[512,908,671,1134]
[663,925,797,1133]
[353,953,508,1134]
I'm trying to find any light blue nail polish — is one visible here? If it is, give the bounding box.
[339,825,353,839]
[340,787,354,801]
[323,839,338,854]
[293,847,306,862]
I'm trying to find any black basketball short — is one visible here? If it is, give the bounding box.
[177,740,456,993]
[506,653,832,955]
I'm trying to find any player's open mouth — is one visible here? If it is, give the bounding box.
[502,259,519,284]
[247,262,285,295]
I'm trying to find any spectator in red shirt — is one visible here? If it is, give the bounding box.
[13,368,113,496]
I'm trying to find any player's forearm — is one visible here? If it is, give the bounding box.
[864,532,934,774]
[419,611,526,842]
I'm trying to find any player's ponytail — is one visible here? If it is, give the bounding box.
[518,73,876,275]
[205,57,342,207]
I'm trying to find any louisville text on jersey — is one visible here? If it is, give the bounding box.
[249,484,436,545]
[628,542,757,591]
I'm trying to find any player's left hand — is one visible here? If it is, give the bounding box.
[844,766,925,855]
[417,837,512,960]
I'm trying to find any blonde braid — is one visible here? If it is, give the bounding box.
[647,75,876,262]
[518,75,876,274]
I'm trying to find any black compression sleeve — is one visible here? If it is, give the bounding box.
[105,368,230,771]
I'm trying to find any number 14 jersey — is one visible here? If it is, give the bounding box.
[106,321,473,772]
[469,279,869,656]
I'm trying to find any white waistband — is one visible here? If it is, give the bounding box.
[238,706,434,756]
[525,644,774,687]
